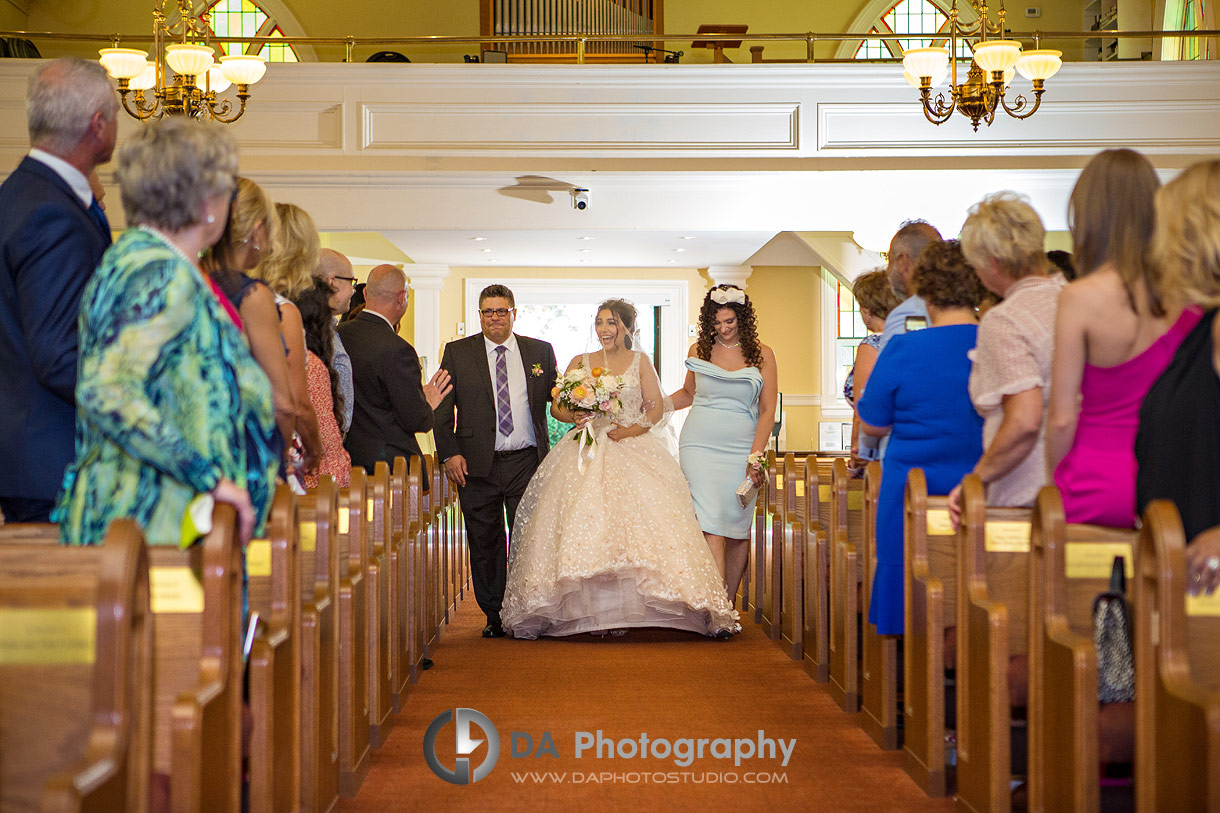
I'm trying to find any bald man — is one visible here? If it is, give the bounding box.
[877,219,942,354]
[336,264,450,479]
[315,248,356,433]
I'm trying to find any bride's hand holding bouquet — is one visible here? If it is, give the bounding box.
[552,363,626,440]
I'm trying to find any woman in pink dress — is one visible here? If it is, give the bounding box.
[294,278,352,488]
[1047,149,1203,527]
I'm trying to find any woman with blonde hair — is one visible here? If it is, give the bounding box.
[1137,159,1220,591]
[250,201,323,484]
[1047,149,1202,527]
[205,177,294,451]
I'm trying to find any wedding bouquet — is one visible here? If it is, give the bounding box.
[551,363,626,442]
[736,452,769,508]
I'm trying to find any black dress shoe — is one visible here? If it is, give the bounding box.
[421,657,434,670]
[482,623,506,638]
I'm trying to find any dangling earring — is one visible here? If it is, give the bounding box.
[252,242,261,251]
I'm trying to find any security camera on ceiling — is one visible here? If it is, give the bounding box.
[572,188,590,210]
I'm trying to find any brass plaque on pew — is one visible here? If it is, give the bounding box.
[366,498,374,517]
[300,521,317,552]
[847,491,863,511]
[984,521,1031,553]
[794,481,805,498]
[1065,543,1133,579]
[819,485,831,503]
[150,566,205,613]
[926,509,954,536]
[1186,592,1220,617]
[338,508,350,535]
[0,608,96,664]
[246,540,271,577]
[774,475,782,491]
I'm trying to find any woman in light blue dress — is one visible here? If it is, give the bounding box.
[670,285,778,605]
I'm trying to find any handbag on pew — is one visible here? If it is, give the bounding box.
[1092,556,1135,704]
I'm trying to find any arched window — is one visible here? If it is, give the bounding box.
[206,0,299,63]
[851,0,972,60]
[1162,0,1209,60]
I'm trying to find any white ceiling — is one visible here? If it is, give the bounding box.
[380,228,779,268]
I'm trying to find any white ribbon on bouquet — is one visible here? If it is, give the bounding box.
[575,423,599,474]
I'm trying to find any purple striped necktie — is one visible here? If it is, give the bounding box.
[495,345,514,436]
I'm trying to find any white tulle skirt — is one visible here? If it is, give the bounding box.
[501,423,739,639]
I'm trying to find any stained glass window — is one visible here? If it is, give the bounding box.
[853,0,973,60]
[206,0,299,63]
[1162,0,1208,60]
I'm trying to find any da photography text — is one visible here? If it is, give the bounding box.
[423,707,797,785]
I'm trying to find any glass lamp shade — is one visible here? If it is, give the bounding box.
[972,40,1022,75]
[130,61,157,91]
[165,44,215,77]
[903,64,948,88]
[99,48,150,80]
[219,55,267,86]
[195,64,232,94]
[902,47,950,83]
[1016,49,1063,81]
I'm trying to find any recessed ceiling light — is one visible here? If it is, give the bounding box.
[681,236,696,240]
[481,248,493,253]
[667,259,677,264]
[579,259,591,264]
[578,236,595,241]
[578,249,591,253]
[674,248,687,253]
[488,258,499,263]
[471,236,488,241]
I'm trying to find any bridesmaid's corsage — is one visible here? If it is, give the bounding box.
[531,363,543,377]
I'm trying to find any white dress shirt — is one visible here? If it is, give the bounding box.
[485,333,536,451]
[28,148,93,208]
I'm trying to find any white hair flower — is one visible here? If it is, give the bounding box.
[710,287,746,306]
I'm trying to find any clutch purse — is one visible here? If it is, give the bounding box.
[736,476,759,509]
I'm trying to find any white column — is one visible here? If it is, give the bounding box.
[707,265,754,290]
[407,263,450,376]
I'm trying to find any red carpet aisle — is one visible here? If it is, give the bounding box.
[338,599,954,813]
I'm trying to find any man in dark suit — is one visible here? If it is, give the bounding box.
[434,284,558,638]
[338,264,451,478]
[0,58,118,522]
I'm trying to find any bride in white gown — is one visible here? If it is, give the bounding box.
[501,299,739,639]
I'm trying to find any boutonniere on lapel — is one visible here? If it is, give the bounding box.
[531,363,544,377]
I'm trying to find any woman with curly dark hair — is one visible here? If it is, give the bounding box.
[669,284,778,607]
[292,277,351,489]
[856,240,984,635]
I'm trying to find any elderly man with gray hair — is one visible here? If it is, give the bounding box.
[0,57,118,522]
[314,247,357,434]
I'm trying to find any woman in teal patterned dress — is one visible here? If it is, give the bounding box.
[670,285,778,606]
[55,117,278,546]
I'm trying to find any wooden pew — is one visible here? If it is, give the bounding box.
[829,458,865,713]
[861,460,900,750]
[0,521,152,813]
[388,458,411,711]
[423,456,440,655]
[778,454,805,660]
[1135,501,1220,812]
[762,453,789,641]
[432,454,448,636]
[336,469,370,797]
[752,450,776,623]
[407,456,427,682]
[246,486,301,813]
[366,461,394,748]
[803,456,833,683]
[902,467,957,797]
[299,478,341,813]
[1027,485,1137,812]
[955,474,1033,813]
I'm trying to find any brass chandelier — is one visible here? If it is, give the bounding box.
[98,0,266,123]
[901,0,1062,130]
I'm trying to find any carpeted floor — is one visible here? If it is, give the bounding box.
[337,599,955,812]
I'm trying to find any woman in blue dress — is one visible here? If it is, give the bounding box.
[670,285,778,606]
[857,240,985,635]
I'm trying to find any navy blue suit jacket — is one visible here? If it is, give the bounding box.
[0,157,111,501]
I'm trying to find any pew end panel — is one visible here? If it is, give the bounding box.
[862,461,900,751]
[337,470,371,797]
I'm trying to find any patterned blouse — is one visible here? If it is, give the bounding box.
[844,332,883,405]
[304,351,351,489]
[55,227,279,546]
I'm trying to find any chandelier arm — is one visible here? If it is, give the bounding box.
[920,88,956,126]
[1000,89,1043,120]
[208,94,245,123]
[120,88,160,121]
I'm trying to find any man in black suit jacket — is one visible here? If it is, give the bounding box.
[338,264,450,480]
[434,284,558,637]
[0,58,117,522]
